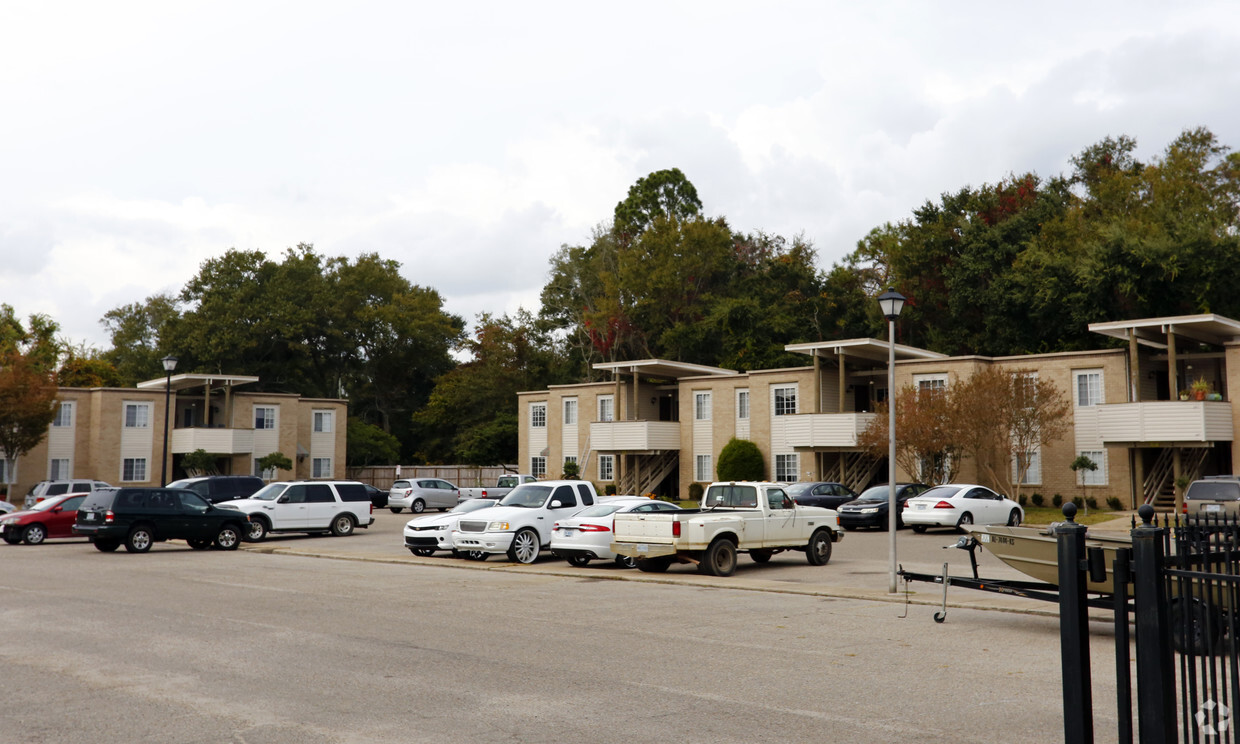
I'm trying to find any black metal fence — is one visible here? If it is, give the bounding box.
[1059,506,1240,743]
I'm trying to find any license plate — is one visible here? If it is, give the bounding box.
[85,512,96,521]
[637,543,649,553]
[1206,504,1223,513]
[916,504,926,510]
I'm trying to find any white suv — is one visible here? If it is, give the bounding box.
[218,480,375,541]
[23,480,112,509]
[452,480,599,563]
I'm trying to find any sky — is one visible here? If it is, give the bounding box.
[3,1,1239,352]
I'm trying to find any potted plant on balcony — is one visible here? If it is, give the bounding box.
[1191,377,1211,401]
[1180,389,1191,401]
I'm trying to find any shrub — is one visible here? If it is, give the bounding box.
[604,484,618,496]
[1070,496,1083,508]
[688,482,704,502]
[561,459,580,480]
[716,438,764,481]
[1018,495,1028,507]
[1031,493,1044,507]
[1051,494,1063,507]
[1106,496,1123,511]
[1085,497,1098,510]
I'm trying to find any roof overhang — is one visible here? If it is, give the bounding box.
[136,373,261,393]
[592,359,738,379]
[1088,314,1240,350]
[784,338,948,364]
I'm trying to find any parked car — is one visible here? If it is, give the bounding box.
[23,479,112,509]
[837,483,929,530]
[452,480,600,563]
[901,484,1023,533]
[1,492,89,545]
[403,498,502,557]
[550,497,683,568]
[387,478,459,513]
[1183,476,1240,522]
[0,500,15,514]
[363,484,388,509]
[217,481,375,541]
[165,475,265,504]
[786,481,858,510]
[73,487,251,552]
[457,474,538,501]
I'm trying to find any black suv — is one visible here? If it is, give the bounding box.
[73,487,251,553]
[166,475,265,504]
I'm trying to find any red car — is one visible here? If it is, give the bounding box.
[0,492,87,545]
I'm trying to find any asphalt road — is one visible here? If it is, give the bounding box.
[0,513,1129,743]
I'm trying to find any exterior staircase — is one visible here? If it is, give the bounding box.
[1145,447,1209,509]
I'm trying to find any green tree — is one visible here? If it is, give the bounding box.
[100,293,180,385]
[346,417,401,467]
[0,348,60,481]
[58,344,123,388]
[257,451,294,478]
[613,167,702,242]
[716,438,764,481]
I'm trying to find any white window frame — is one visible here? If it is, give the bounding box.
[1014,446,1042,485]
[1074,370,1103,407]
[694,391,712,421]
[0,457,13,484]
[53,402,74,428]
[598,454,614,481]
[313,411,333,433]
[531,403,547,428]
[695,454,712,482]
[737,390,749,420]
[598,396,614,423]
[122,457,147,482]
[914,374,947,392]
[773,386,797,416]
[531,456,547,478]
[775,453,798,482]
[49,458,71,480]
[312,457,332,478]
[255,406,277,430]
[563,399,577,425]
[124,402,151,428]
[1078,450,1108,486]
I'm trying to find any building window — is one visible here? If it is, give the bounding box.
[0,458,12,484]
[124,403,151,428]
[255,406,276,430]
[915,374,947,392]
[694,392,712,421]
[531,456,547,478]
[773,386,797,416]
[598,396,614,422]
[312,458,332,478]
[737,390,749,420]
[53,402,74,428]
[531,403,547,428]
[49,458,70,480]
[564,399,577,425]
[122,458,147,482]
[313,411,333,433]
[598,454,614,481]
[695,454,712,482]
[1015,447,1041,485]
[775,453,798,482]
[1078,450,1107,486]
[1074,370,1102,407]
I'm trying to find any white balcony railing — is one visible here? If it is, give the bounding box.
[169,427,256,455]
[589,421,681,451]
[783,412,879,449]
[1087,401,1234,444]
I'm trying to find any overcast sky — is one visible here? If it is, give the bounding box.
[3,1,1239,351]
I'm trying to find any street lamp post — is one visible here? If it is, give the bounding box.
[877,288,906,594]
[160,355,178,486]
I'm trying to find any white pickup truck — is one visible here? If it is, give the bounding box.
[452,480,600,564]
[610,481,844,576]
[456,474,538,501]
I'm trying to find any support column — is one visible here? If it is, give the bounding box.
[614,376,622,422]
[812,353,821,414]
[837,350,846,413]
[1132,449,1145,510]
[203,383,211,427]
[631,370,639,421]
[1172,448,1183,514]
[1167,328,1178,401]
[1128,330,1140,402]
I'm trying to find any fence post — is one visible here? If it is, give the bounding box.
[1058,502,1094,744]
[1130,505,1177,744]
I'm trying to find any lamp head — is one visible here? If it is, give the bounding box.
[877,287,906,321]
[161,355,178,373]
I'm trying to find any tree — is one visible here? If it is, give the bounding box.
[181,449,220,476]
[858,388,960,485]
[613,168,702,243]
[346,418,400,467]
[0,349,59,482]
[100,293,180,385]
[1070,454,1098,513]
[257,451,294,479]
[561,459,580,480]
[58,346,123,388]
[716,438,764,481]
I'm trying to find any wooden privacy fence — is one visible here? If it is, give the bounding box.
[346,465,520,489]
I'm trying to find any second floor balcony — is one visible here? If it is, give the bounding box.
[590,420,681,452]
[1080,401,1234,445]
[783,412,879,449]
[170,427,256,455]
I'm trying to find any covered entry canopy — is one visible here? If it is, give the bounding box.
[136,373,260,392]
[593,359,738,379]
[785,338,947,363]
[1089,314,1240,350]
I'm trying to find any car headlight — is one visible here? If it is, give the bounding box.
[0,517,16,526]
[487,521,511,531]
[860,507,879,514]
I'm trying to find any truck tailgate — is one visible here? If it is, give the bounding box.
[611,512,677,542]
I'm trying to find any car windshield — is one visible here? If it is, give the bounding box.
[915,485,962,501]
[249,484,288,502]
[499,485,552,508]
[785,483,814,496]
[166,479,194,489]
[1186,481,1240,502]
[854,487,894,502]
[452,500,496,513]
[391,480,411,490]
[573,504,624,518]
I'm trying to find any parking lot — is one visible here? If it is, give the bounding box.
[0,510,1129,743]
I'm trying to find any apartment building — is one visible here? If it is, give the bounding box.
[1,372,347,500]
[518,313,1240,510]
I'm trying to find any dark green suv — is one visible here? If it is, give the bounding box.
[73,487,251,553]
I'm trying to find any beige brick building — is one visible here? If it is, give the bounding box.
[1,372,347,501]
[518,314,1240,510]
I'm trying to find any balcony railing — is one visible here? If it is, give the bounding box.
[589,421,681,451]
[170,427,256,454]
[1082,401,1234,444]
[783,412,879,449]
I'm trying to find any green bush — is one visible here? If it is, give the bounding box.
[1070,496,1083,508]
[604,484,618,496]
[1031,493,1045,507]
[561,459,580,479]
[1051,494,1063,508]
[1085,497,1099,510]
[1106,496,1123,511]
[688,482,704,502]
[1018,494,1028,507]
[716,438,765,481]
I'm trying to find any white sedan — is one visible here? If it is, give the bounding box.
[550,497,682,568]
[901,483,1022,533]
[404,498,499,556]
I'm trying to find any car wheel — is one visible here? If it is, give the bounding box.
[956,512,974,532]
[614,555,637,569]
[330,514,356,537]
[411,499,426,514]
[187,538,212,550]
[842,524,856,531]
[698,539,737,577]
[389,506,403,514]
[806,529,833,566]
[506,528,540,563]
[22,524,47,545]
[750,549,773,564]
[94,538,121,552]
[245,518,268,542]
[125,526,154,553]
[566,555,591,567]
[438,507,448,512]
[2,532,22,545]
[215,525,242,550]
[1007,509,1021,527]
[412,547,436,557]
[636,556,671,573]
[450,549,462,558]
[466,550,488,561]
[911,525,927,534]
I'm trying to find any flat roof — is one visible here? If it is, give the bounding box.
[136,373,261,393]
[784,338,948,363]
[593,359,739,379]
[1088,314,1240,349]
